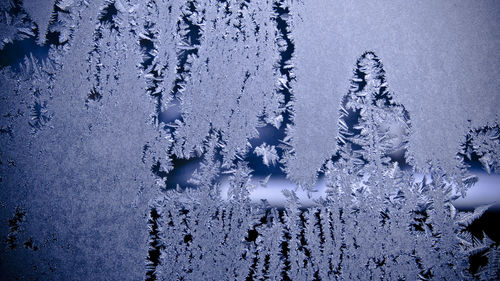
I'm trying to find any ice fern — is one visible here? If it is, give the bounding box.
[254,142,279,167]
[338,51,411,174]
[172,0,284,168]
[155,148,498,280]
[1,1,499,281]
[0,1,36,49]
[152,51,499,280]
[460,125,500,175]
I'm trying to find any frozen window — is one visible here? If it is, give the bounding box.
[0,0,499,280]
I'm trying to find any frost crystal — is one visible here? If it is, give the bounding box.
[173,0,283,167]
[0,1,499,280]
[254,143,279,167]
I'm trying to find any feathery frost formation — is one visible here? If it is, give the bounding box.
[0,0,499,280]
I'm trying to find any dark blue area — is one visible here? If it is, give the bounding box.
[139,36,155,70]
[99,2,119,31]
[0,0,64,70]
[0,38,49,69]
[158,101,182,125]
[248,125,287,177]
[165,156,201,190]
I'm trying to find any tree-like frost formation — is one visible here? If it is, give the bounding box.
[0,0,499,280]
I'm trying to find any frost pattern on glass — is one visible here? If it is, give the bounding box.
[172,0,284,168]
[460,125,500,175]
[152,50,499,280]
[287,0,500,182]
[282,0,338,189]
[338,51,410,172]
[22,0,56,44]
[0,0,499,280]
[1,1,163,279]
[0,1,36,49]
[154,149,499,280]
[254,142,279,167]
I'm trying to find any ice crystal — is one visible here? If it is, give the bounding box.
[0,1,499,280]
